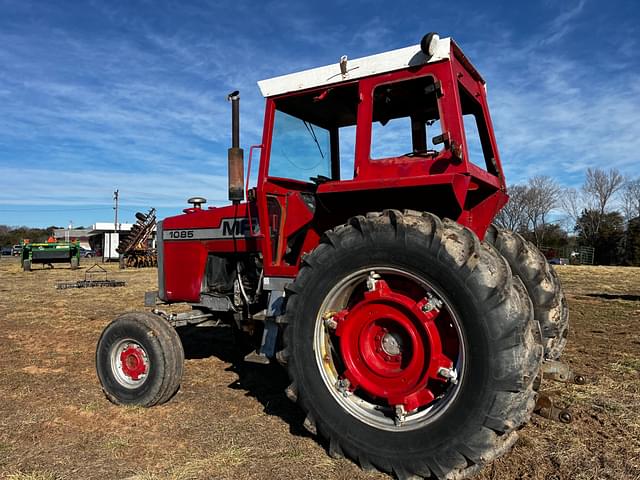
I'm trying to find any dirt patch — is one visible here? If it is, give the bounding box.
[0,259,639,479]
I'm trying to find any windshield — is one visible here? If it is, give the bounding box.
[268,110,331,182]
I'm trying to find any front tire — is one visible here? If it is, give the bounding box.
[285,211,542,479]
[96,312,184,406]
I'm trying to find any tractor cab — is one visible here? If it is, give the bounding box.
[251,33,506,277]
[156,33,508,302]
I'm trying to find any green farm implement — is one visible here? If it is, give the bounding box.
[22,241,81,271]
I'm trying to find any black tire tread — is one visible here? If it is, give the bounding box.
[284,210,543,479]
[96,312,184,407]
[485,225,569,359]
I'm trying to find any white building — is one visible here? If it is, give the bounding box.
[88,222,134,261]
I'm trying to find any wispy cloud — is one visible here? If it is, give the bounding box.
[0,0,638,227]
[466,1,640,186]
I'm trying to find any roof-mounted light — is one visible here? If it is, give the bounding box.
[420,32,440,57]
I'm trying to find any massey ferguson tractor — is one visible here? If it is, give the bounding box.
[96,33,571,479]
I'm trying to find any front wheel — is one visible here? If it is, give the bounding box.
[96,312,184,407]
[285,211,542,479]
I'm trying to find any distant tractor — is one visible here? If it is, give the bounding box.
[22,241,80,271]
[96,33,570,479]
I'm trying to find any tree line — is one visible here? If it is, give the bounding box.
[0,225,58,247]
[495,168,640,265]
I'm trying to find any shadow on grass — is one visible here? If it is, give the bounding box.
[176,325,308,438]
[585,293,640,301]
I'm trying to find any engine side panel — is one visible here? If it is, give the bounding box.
[159,203,259,302]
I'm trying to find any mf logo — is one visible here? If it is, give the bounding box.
[163,218,259,241]
[221,218,253,237]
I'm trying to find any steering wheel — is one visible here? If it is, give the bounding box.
[309,175,331,185]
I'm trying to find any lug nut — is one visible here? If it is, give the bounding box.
[335,378,351,397]
[438,367,458,385]
[324,318,338,330]
[394,405,406,426]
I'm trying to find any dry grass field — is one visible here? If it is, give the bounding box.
[0,257,638,480]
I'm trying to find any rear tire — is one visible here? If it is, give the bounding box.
[285,211,542,479]
[96,312,184,406]
[485,225,569,360]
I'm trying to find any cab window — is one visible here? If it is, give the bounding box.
[370,76,443,160]
[269,83,359,182]
[269,111,330,182]
[458,83,497,175]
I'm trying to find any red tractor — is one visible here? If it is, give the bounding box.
[96,33,570,479]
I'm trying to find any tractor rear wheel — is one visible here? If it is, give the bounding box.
[96,312,184,407]
[284,211,542,479]
[485,225,569,360]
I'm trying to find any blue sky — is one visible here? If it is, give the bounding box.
[0,0,638,228]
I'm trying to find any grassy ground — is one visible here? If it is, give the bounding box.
[0,257,638,480]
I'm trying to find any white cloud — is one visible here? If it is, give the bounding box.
[0,0,638,228]
[468,1,640,187]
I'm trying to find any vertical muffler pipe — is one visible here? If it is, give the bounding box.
[227,90,244,204]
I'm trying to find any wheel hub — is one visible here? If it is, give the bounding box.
[333,279,454,412]
[119,344,148,381]
[381,332,402,356]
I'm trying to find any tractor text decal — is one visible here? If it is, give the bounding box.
[163,218,258,241]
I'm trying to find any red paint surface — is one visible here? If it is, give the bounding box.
[120,345,148,381]
[334,280,453,412]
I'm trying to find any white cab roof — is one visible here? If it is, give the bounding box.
[258,37,452,98]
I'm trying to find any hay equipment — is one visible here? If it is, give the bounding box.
[117,208,157,268]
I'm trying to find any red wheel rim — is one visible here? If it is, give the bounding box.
[110,339,150,388]
[335,279,454,412]
[120,345,148,380]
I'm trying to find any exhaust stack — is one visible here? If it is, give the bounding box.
[227,91,244,203]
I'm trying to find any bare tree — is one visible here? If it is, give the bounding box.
[562,187,582,226]
[495,184,529,232]
[523,175,560,247]
[621,178,640,222]
[562,168,626,247]
[584,168,625,217]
